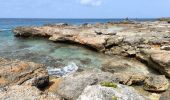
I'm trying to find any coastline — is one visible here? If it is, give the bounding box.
[1,19,170,100]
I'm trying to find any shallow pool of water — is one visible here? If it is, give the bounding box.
[0,30,113,70]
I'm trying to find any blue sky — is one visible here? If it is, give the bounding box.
[0,0,170,18]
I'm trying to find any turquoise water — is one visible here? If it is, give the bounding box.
[0,19,117,69]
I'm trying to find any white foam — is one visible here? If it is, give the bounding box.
[47,62,78,77]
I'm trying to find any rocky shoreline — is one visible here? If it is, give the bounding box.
[0,20,170,100]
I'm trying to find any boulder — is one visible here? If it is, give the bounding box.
[56,69,116,100]
[144,75,169,92]
[32,75,49,89]
[0,57,48,88]
[77,85,148,100]
[0,85,61,100]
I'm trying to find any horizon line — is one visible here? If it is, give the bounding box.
[0,17,161,19]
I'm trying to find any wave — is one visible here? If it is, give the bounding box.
[47,62,78,77]
[0,28,12,32]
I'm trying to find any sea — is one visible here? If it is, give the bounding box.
[0,18,156,76]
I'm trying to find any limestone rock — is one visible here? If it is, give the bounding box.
[144,75,169,92]
[0,57,48,88]
[56,69,115,100]
[105,36,123,48]
[101,57,150,74]
[0,85,61,100]
[137,49,170,78]
[77,85,148,100]
[150,51,170,78]
[113,72,147,86]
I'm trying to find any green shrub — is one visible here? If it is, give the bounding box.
[100,82,117,88]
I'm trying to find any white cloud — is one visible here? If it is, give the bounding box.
[80,0,102,6]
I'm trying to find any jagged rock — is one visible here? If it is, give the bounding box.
[0,85,61,100]
[77,85,148,100]
[0,57,48,88]
[144,75,169,92]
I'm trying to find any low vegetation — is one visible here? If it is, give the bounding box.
[100,82,117,88]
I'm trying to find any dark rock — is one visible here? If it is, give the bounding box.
[32,75,49,89]
[95,30,103,35]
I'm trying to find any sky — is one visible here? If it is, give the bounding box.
[0,0,170,18]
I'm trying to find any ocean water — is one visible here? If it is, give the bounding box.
[0,18,156,76]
